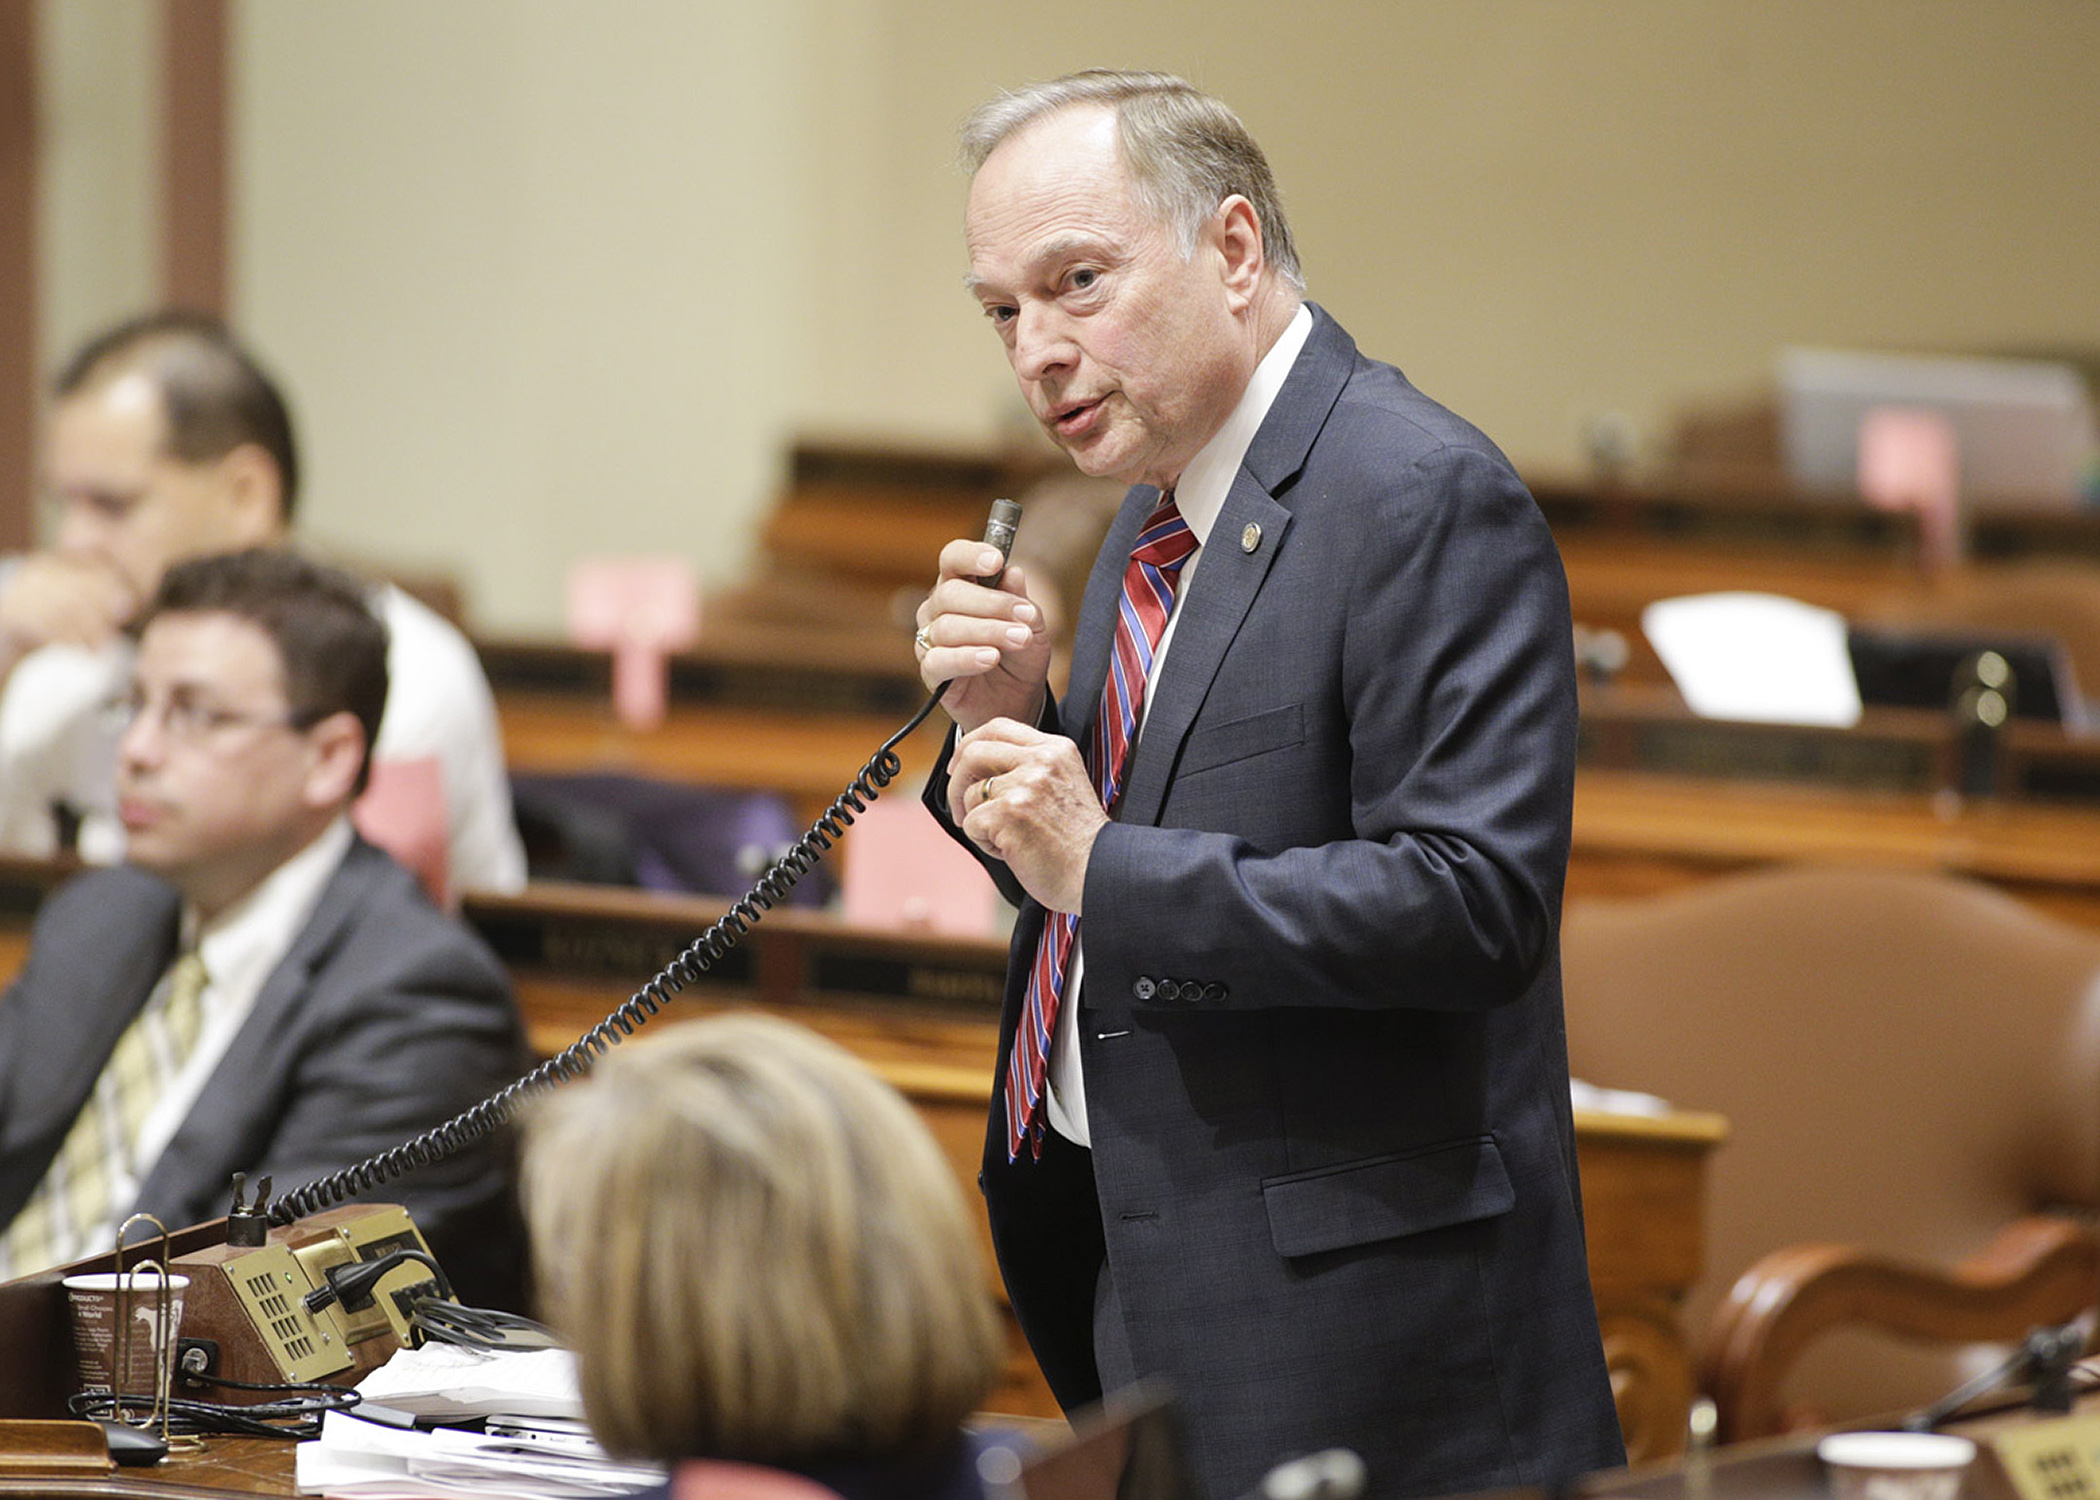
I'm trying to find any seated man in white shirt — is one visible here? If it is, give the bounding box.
[0,549,526,1298]
[0,310,526,899]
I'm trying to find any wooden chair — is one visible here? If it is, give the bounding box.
[1561,864,2100,1439]
[1704,1215,2100,1441]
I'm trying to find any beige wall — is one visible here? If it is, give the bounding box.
[36,0,2100,633]
[35,0,157,435]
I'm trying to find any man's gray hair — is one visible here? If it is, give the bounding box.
[960,69,1305,291]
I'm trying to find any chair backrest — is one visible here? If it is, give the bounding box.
[1704,1215,2100,1440]
[1561,863,2100,1426]
[508,772,826,905]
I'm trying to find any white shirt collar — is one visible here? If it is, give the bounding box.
[1167,303,1314,547]
[187,815,356,1002]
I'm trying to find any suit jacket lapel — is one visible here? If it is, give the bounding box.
[194,839,376,1097]
[0,872,180,1227]
[141,840,378,1216]
[1112,305,1357,826]
[49,907,181,1112]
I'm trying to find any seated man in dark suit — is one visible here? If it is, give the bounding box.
[0,548,526,1295]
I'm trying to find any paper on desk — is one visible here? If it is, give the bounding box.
[297,1410,664,1498]
[1570,1078,1672,1118]
[353,1342,584,1420]
[1642,591,1863,727]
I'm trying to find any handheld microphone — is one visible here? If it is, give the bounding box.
[974,497,1022,588]
[1903,1317,2090,1431]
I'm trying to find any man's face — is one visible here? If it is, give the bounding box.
[966,106,1255,490]
[44,372,280,609]
[116,610,344,915]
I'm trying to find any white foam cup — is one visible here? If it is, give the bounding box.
[1817,1431,1977,1500]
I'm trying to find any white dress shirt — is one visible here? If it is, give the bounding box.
[1045,304,1313,1147]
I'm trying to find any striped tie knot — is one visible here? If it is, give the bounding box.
[1090,495,1193,817]
[1131,498,1197,572]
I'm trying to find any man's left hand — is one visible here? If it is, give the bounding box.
[949,717,1107,914]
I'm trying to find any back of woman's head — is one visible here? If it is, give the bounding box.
[521,1012,1001,1467]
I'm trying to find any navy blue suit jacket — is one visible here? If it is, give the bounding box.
[931,306,1624,1500]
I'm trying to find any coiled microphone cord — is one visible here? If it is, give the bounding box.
[271,495,1020,1226]
[269,684,952,1225]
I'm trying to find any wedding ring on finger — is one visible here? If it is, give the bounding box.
[914,625,933,655]
[979,775,999,806]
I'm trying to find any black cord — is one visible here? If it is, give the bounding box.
[1903,1321,2089,1431]
[306,1247,453,1317]
[71,1382,361,1441]
[267,682,953,1226]
[410,1300,563,1351]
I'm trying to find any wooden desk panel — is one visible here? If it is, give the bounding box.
[0,1434,295,1497]
[1578,686,2100,806]
[1531,468,2100,568]
[496,693,950,828]
[1571,769,2100,932]
[1560,534,1931,687]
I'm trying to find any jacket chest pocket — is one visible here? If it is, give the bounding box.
[1261,1135,1514,1259]
[1175,703,1305,779]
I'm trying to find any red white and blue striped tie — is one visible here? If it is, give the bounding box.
[1007,495,1196,1160]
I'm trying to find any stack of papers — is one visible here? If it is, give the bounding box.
[1641,591,1863,727]
[292,1345,661,1497]
[1570,1078,1672,1118]
[297,1411,663,1498]
[353,1343,585,1421]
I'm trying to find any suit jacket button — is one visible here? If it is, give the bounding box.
[1204,982,1228,1003]
[1157,978,1183,1004]
[1134,977,1156,1001]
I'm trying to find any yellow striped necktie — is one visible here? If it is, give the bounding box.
[0,951,211,1277]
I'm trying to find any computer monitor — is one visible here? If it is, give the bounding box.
[1778,346,2096,510]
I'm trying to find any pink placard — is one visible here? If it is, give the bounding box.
[1859,406,1963,571]
[565,556,701,729]
[353,754,450,907]
[840,797,999,936]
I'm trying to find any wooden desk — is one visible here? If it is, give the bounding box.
[1532,469,2100,569]
[0,875,1720,1464]
[1579,686,2100,806]
[485,673,2100,939]
[1573,1382,2100,1500]
[1571,768,2100,933]
[1538,471,2100,692]
[0,1434,294,1497]
[1581,1109,1732,1461]
[477,630,925,720]
[1559,532,1929,687]
[464,884,1726,1459]
[494,693,951,828]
